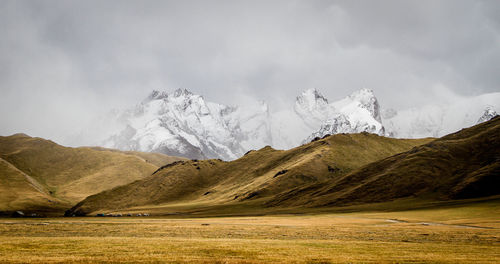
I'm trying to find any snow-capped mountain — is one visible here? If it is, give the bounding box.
[102,89,271,160]
[101,88,384,160]
[269,88,385,148]
[89,87,499,160]
[477,106,498,124]
[293,89,334,129]
[302,88,385,143]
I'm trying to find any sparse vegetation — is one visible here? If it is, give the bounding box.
[270,116,500,208]
[0,133,186,214]
[69,133,431,215]
[0,201,498,263]
[2,119,499,263]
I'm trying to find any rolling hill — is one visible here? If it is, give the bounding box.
[0,134,185,214]
[68,133,431,215]
[268,116,500,208]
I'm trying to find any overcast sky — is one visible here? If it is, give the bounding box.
[1,0,499,143]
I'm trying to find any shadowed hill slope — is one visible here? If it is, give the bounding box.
[69,133,431,215]
[0,134,185,214]
[268,116,500,208]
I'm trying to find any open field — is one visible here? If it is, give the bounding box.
[1,201,499,263]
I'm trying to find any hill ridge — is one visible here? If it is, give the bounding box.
[68,132,432,215]
[267,116,500,207]
[0,134,185,214]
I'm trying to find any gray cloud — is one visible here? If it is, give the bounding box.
[1,0,499,144]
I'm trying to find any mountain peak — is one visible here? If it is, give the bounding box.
[295,88,329,111]
[173,88,193,98]
[477,106,498,124]
[145,88,195,101]
[293,89,332,129]
[297,88,328,104]
[144,90,169,102]
[348,88,381,123]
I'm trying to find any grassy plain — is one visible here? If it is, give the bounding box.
[0,201,498,263]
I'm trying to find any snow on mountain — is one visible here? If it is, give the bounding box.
[342,88,382,123]
[102,88,270,160]
[303,88,385,143]
[294,89,334,129]
[298,89,500,144]
[90,87,499,160]
[383,92,500,138]
[477,106,498,124]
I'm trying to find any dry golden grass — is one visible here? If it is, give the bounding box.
[0,158,68,212]
[271,116,500,207]
[71,133,432,215]
[0,134,185,213]
[1,202,498,263]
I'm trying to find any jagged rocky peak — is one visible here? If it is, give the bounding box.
[293,88,334,128]
[144,88,212,115]
[477,106,498,124]
[295,88,329,111]
[81,86,500,160]
[296,88,328,105]
[144,90,169,102]
[304,111,384,144]
[305,114,351,142]
[348,88,382,122]
[173,88,193,97]
[145,88,195,102]
[302,88,386,143]
[101,88,274,160]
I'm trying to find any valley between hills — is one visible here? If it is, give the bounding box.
[0,117,499,263]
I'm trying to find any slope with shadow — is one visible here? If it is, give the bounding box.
[69,133,431,215]
[0,157,68,214]
[0,134,185,214]
[268,116,500,208]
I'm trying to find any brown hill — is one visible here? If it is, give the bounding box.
[69,133,431,215]
[268,116,500,208]
[0,157,68,214]
[0,134,185,214]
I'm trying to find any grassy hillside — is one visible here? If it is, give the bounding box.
[0,158,68,213]
[69,133,431,215]
[89,147,182,167]
[0,134,185,214]
[269,116,500,207]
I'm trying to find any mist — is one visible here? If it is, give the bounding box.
[1,0,499,145]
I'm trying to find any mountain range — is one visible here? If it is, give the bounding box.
[80,88,499,160]
[2,117,499,216]
[68,116,500,216]
[69,131,431,215]
[269,115,500,207]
